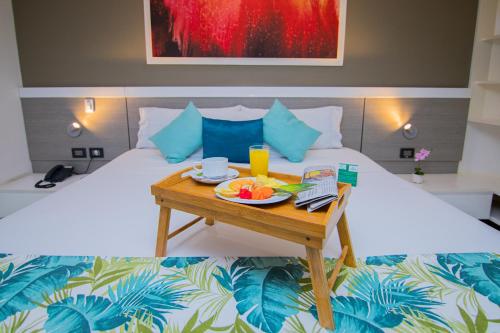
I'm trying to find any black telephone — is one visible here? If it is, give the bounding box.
[35,165,74,189]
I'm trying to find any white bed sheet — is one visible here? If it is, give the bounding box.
[0,148,498,258]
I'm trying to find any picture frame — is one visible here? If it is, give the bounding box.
[144,0,347,66]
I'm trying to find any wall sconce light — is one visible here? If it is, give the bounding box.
[84,97,95,113]
[67,121,82,137]
[402,123,418,140]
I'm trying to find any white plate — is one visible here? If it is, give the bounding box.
[214,177,292,205]
[185,168,240,184]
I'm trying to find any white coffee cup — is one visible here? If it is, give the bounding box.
[193,157,228,179]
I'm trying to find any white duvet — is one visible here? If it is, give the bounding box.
[0,148,498,258]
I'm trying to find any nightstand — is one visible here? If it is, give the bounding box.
[398,173,500,223]
[0,173,86,218]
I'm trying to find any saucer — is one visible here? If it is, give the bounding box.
[186,168,240,184]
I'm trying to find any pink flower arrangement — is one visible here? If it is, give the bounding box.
[415,148,431,162]
[414,148,431,175]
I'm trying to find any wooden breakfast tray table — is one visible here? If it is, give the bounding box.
[151,166,356,330]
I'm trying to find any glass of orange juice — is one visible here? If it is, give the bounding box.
[249,145,270,177]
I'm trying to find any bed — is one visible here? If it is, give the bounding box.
[0,148,499,332]
[0,147,497,257]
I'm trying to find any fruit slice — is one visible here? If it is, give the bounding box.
[251,186,274,200]
[229,179,255,192]
[238,188,252,199]
[214,188,239,198]
[255,175,282,188]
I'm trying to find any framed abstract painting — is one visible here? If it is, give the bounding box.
[144,0,347,66]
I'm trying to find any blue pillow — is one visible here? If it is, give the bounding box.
[263,99,321,162]
[149,102,202,163]
[203,118,263,163]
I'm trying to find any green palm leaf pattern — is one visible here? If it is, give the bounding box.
[366,254,407,267]
[0,256,92,322]
[0,264,14,284]
[231,257,298,271]
[347,270,446,326]
[460,261,500,306]
[230,315,255,333]
[108,271,185,332]
[0,252,498,332]
[428,253,500,305]
[0,311,45,333]
[392,257,453,299]
[311,296,403,332]
[165,259,231,320]
[212,266,233,292]
[44,295,127,332]
[232,261,303,333]
[161,257,208,269]
[65,257,157,293]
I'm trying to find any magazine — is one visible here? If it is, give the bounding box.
[295,165,338,212]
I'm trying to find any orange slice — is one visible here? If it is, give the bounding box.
[229,179,255,192]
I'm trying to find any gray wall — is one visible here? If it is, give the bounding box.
[0,0,32,183]
[13,0,477,87]
[22,97,469,174]
[362,98,470,173]
[22,98,129,174]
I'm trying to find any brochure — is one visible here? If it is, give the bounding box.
[295,165,338,212]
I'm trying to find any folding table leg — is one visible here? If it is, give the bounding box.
[337,212,356,267]
[306,246,334,330]
[155,207,171,257]
[328,245,348,290]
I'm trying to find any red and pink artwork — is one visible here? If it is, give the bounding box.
[145,0,346,65]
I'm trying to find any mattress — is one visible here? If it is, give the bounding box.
[0,148,498,257]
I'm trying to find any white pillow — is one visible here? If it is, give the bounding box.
[292,106,343,149]
[240,105,343,149]
[202,107,263,121]
[136,105,242,148]
[137,107,182,148]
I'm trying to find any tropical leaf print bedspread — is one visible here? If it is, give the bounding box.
[0,253,498,332]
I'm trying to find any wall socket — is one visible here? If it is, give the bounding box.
[89,147,104,158]
[400,148,415,159]
[71,147,87,158]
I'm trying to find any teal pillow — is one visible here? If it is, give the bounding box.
[149,102,202,163]
[203,117,263,163]
[263,99,321,162]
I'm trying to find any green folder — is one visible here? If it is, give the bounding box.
[338,163,358,187]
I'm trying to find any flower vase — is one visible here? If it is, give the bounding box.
[412,173,424,184]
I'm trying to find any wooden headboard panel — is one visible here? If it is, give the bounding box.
[126,97,365,151]
[22,98,129,173]
[362,98,469,173]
